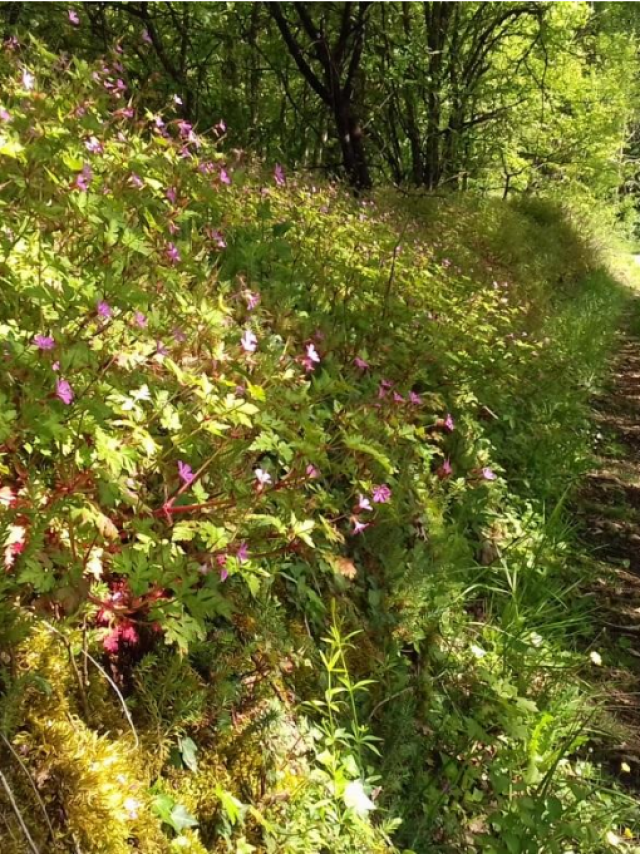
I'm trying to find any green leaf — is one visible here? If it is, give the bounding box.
[179,736,198,773]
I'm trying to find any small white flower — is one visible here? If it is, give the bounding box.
[124,797,140,820]
[590,650,602,666]
[343,779,375,816]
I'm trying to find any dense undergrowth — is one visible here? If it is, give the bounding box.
[1,43,639,854]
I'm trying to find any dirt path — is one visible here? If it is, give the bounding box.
[577,299,640,777]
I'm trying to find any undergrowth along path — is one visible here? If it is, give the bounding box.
[578,292,640,784]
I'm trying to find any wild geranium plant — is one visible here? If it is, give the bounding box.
[0,42,490,658]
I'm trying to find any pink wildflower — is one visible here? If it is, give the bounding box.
[244,290,260,310]
[166,242,181,264]
[34,334,55,350]
[306,464,320,479]
[393,392,405,403]
[444,413,455,432]
[142,28,152,44]
[85,136,103,154]
[358,495,372,511]
[373,484,392,504]
[219,168,231,185]
[354,356,369,370]
[255,468,272,487]
[120,623,139,644]
[73,164,93,192]
[208,228,226,249]
[241,329,257,353]
[352,519,369,535]
[21,69,34,90]
[178,461,194,485]
[0,107,10,122]
[103,628,120,654]
[409,391,422,405]
[56,379,74,405]
[236,542,249,563]
[437,459,452,479]
[97,300,112,319]
[166,186,177,204]
[133,311,147,328]
[481,467,497,481]
[173,94,183,106]
[177,119,192,137]
[129,173,144,189]
[274,163,286,187]
[302,343,320,372]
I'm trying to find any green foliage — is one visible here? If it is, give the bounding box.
[1,40,639,854]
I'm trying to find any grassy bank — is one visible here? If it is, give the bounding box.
[0,46,638,854]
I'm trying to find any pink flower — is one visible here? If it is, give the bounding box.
[254,468,272,487]
[0,107,11,122]
[444,413,455,432]
[173,94,183,106]
[302,343,320,372]
[142,28,152,44]
[120,623,139,644]
[241,329,257,353]
[133,311,147,328]
[56,378,74,405]
[236,542,249,563]
[73,164,93,192]
[393,392,405,404]
[378,380,393,399]
[216,553,229,581]
[34,334,55,350]
[409,391,422,405]
[274,163,286,187]
[177,119,192,137]
[129,173,144,189]
[352,519,369,535]
[373,484,391,504]
[178,461,194,485]
[156,341,169,356]
[21,69,34,90]
[173,327,187,343]
[437,459,452,479]
[85,136,103,154]
[244,290,260,310]
[306,464,320,479]
[481,467,497,481]
[353,356,369,370]
[103,628,120,654]
[215,120,227,134]
[52,361,60,372]
[166,242,181,264]
[207,228,226,249]
[97,300,112,319]
[166,186,177,204]
[358,495,372,511]
[219,168,231,185]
